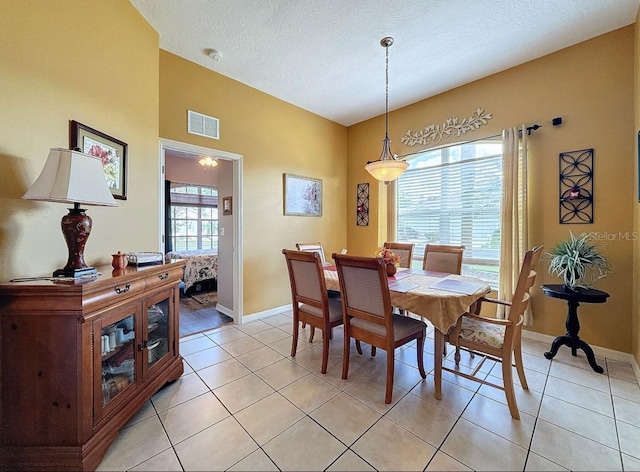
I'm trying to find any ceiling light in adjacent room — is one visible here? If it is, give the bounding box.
[199,156,218,168]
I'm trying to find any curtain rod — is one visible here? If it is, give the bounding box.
[526,116,563,135]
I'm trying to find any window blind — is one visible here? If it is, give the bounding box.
[397,139,502,283]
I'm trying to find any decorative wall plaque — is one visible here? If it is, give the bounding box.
[356,183,369,226]
[400,108,493,147]
[559,148,593,224]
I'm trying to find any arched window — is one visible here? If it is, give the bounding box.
[169,184,218,251]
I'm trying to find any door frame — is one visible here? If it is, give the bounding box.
[158,138,244,324]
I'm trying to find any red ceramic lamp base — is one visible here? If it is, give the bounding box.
[53,203,97,278]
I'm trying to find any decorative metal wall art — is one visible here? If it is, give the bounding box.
[400,108,493,147]
[356,183,369,226]
[559,148,593,224]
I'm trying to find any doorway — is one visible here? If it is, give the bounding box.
[158,138,243,326]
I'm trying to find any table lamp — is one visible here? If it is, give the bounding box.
[23,148,117,277]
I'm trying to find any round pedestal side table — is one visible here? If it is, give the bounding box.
[541,284,610,374]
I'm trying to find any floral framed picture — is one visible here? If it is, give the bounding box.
[283,173,322,216]
[70,120,127,199]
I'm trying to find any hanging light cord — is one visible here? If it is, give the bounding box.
[379,36,394,162]
[384,39,389,143]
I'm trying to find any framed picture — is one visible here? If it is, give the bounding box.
[70,120,127,200]
[222,196,232,216]
[283,173,322,216]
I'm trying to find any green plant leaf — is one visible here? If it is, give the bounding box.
[545,231,611,289]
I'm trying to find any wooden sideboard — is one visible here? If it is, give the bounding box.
[0,261,186,471]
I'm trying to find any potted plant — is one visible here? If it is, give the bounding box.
[376,247,401,276]
[546,231,611,291]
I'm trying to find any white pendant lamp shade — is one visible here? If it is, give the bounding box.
[365,157,409,183]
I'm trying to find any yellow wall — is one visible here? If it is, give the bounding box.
[158,52,348,315]
[0,0,160,279]
[349,27,635,352]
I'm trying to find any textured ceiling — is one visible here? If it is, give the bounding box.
[130,0,639,126]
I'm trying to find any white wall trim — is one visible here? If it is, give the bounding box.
[215,303,233,318]
[244,304,292,322]
[523,329,640,382]
[158,138,244,325]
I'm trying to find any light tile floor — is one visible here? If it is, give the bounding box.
[97,310,640,471]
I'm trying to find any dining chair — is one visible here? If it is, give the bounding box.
[421,244,465,330]
[332,253,427,404]
[282,249,343,374]
[295,242,328,266]
[444,245,543,419]
[382,242,415,316]
[383,242,414,268]
[422,244,465,274]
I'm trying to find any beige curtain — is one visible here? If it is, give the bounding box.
[498,126,531,324]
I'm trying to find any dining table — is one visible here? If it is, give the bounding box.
[323,266,491,400]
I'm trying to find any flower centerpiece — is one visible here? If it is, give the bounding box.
[546,231,611,291]
[376,247,401,276]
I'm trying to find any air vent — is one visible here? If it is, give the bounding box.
[187,110,219,139]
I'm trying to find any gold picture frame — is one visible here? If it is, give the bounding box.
[222,196,232,216]
[283,173,322,216]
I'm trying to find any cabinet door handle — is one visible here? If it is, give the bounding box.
[114,283,131,294]
[158,273,169,280]
[138,340,148,351]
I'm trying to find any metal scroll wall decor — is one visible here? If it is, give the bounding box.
[559,148,593,224]
[400,108,492,147]
[356,183,369,226]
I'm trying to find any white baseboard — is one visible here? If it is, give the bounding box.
[215,303,233,318]
[240,304,291,324]
[522,329,640,383]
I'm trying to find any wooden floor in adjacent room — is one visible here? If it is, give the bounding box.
[179,292,233,337]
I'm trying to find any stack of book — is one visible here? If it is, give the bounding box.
[126,252,164,266]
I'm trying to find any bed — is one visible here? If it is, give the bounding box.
[165,249,218,292]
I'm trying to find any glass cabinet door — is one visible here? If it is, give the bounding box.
[99,311,137,409]
[144,293,172,374]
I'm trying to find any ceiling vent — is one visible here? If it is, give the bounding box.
[187,110,219,139]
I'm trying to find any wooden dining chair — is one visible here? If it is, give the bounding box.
[282,249,343,374]
[382,242,415,316]
[421,244,465,329]
[422,244,465,274]
[333,253,427,404]
[383,242,414,268]
[444,245,543,419]
[295,242,328,265]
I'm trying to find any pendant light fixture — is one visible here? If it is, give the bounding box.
[364,36,408,184]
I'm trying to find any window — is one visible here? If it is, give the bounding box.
[169,184,218,251]
[396,138,502,284]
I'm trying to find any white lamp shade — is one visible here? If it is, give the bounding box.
[365,159,409,183]
[23,148,117,206]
